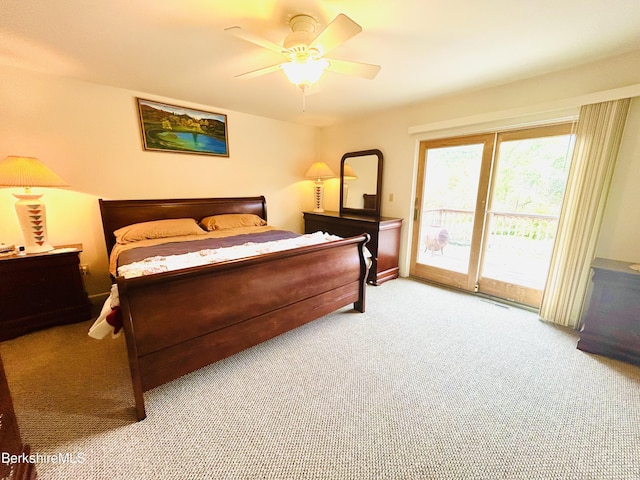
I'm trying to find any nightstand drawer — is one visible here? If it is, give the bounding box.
[0,247,92,340]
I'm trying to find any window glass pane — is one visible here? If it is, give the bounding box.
[418,144,484,274]
[482,134,575,289]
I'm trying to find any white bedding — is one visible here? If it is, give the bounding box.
[88,283,121,339]
[117,231,342,279]
[89,231,355,340]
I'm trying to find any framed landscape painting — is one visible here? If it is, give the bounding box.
[136,98,229,157]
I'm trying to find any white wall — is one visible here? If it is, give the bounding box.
[3,49,639,300]
[0,65,320,297]
[596,97,640,262]
[318,49,640,275]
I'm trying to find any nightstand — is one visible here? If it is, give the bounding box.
[577,258,640,366]
[0,245,92,341]
[304,211,403,285]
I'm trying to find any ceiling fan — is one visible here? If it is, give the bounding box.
[225,13,381,91]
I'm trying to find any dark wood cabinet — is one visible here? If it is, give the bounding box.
[0,246,92,341]
[0,352,36,479]
[577,257,640,366]
[303,211,403,285]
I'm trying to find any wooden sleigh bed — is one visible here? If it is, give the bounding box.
[99,196,370,420]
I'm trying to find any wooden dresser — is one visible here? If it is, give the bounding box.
[0,352,36,480]
[303,211,402,285]
[577,257,640,366]
[0,245,92,341]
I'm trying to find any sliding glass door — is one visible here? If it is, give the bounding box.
[477,125,575,305]
[411,124,575,307]
[410,134,494,292]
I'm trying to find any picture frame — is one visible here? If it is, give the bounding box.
[136,98,229,157]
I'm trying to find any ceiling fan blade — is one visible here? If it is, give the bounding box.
[326,58,381,80]
[235,63,284,80]
[309,14,362,56]
[225,26,287,56]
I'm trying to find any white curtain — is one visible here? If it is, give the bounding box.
[539,98,631,328]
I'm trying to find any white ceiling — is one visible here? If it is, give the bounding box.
[3,0,640,127]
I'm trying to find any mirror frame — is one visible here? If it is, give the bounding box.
[339,149,383,217]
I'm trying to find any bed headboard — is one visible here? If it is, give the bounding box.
[99,196,267,256]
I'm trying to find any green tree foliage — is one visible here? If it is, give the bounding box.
[492,135,573,215]
[423,135,574,216]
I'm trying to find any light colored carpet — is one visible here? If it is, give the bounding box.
[1,278,639,479]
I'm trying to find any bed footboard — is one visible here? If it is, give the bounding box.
[116,234,369,420]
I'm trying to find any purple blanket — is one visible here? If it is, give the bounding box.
[117,230,300,268]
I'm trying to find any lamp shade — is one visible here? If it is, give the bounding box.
[343,163,358,180]
[305,161,335,180]
[0,156,69,254]
[0,156,69,188]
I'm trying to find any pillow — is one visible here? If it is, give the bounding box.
[114,218,206,244]
[199,213,267,231]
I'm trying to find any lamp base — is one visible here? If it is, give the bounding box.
[313,180,325,213]
[13,193,54,254]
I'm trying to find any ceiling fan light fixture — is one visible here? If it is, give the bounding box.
[281,57,329,88]
[226,12,380,94]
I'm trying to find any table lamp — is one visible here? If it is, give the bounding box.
[0,156,69,253]
[305,161,335,212]
[342,162,358,205]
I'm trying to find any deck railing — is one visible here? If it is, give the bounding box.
[422,208,559,255]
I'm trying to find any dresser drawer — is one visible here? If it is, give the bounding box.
[304,211,402,285]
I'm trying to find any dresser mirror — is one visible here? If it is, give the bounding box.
[340,149,383,217]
